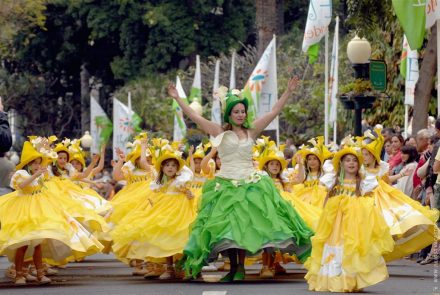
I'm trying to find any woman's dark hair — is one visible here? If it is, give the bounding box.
[51,151,69,177]
[212,151,221,171]
[404,136,415,146]
[304,154,322,180]
[156,158,180,184]
[391,134,404,145]
[327,154,361,199]
[384,138,392,146]
[401,145,419,164]
[222,102,248,130]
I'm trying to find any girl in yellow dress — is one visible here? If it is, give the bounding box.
[45,139,109,235]
[111,139,196,280]
[187,142,212,209]
[0,140,103,285]
[108,133,155,227]
[305,138,394,292]
[254,137,321,279]
[361,129,439,261]
[291,136,332,209]
[69,141,112,216]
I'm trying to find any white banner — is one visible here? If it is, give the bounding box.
[404,35,419,106]
[91,96,112,154]
[211,60,222,125]
[302,0,332,52]
[229,51,236,89]
[173,76,188,142]
[113,98,135,159]
[243,36,278,137]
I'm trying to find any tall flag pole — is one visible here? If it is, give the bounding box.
[329,16,339,144]
[211,60,222,125]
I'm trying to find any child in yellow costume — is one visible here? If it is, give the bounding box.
[108,133,156,226]
[361,129,439,261]
[305,137,394,292]
[111,139,196,280]
[0,140,103,285]
[45,139,109,235]
[291,136,332,209]
[69,141,112,216]
[254,137,321,279]
[187,142,213,209]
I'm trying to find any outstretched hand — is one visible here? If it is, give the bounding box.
[168,83,179,99]
[287,76,300,93]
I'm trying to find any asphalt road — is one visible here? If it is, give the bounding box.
[0,254,438,295]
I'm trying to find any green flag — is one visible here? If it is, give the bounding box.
[392,0,426,50]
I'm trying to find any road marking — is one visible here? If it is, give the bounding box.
[202,292,227,295]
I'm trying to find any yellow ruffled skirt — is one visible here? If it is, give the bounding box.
[280,191,322,231]
[45,178,110,234]
[373,180,440,261]
[0,190,103,265]
[292,183,328,209]
[305,194,394,292]
[111,191,196,263]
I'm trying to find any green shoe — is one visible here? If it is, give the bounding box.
[233,266,245,281]
[220,271,235,283]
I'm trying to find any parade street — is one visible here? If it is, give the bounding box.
[0,254,437,295]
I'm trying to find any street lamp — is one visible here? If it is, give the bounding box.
[340,36,376,136]
[80,131,93,148]
[189,101,203,116]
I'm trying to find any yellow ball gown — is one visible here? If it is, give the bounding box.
[291,172,328,209]
[45,166,109,235]
[305,174,394,292]
[365,162,440,261]
[72,174,112,216]
[107,162,156,227]
[0,170,103,265]
[111,166,196,263]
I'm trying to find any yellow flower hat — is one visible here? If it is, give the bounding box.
[16,141,45,170]
[68,140,86,167]
[296,136,333,166]
[125,132,150,164]
[193,142,211,159]
[54,138,72,159]
[16,136,59,170]
[253,136,287,171]
[150,138,185,173]
[332,135,363,172]
[361,128,384,164]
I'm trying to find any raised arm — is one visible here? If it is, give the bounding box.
[75,154,100,180]
[290,153,305,185]
[250,76,299,138]
[201,147,217,175]
[92,144,106,176]
[112,148,125,181]
[138,138,151,172]
[168,83,223,137]
[18,168,47,189]
[188,145,195,173]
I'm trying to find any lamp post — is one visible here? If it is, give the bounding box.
[340,36,376,136]
[80,131,93,162]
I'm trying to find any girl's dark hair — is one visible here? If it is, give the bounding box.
[156,158,180,184]
[401,145,419,164]
[404,136,415,146]
[304,154,322,181]
[263,160,287,191]
[51,151,69,177]
[327,154,362,198]
[384,138,392,145]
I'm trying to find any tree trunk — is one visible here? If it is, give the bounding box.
[413,25,437,134]
[256,0,283,58]
[80,63,90,134]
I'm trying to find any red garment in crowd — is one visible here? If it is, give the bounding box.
[388,150,402,172]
